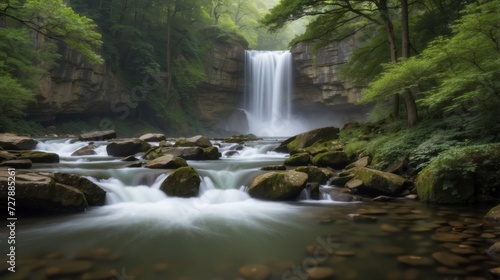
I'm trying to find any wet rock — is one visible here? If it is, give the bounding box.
[0,150,17,161]
[239,264,270,280]
[225,150,240,157]
[312,151,348,169]
[74,247,121,261]
[307,183,320,200]
[330,174,354,187]
[486,204,500,223]
[126,162,143,168]
[79,130,116,141]
[352,167,409,196]
[224,134,261,144]
[44,260,93,277]
[284,152,311,166]
[71,144,96,156]
[306,267,335,279]
[0,133,38,150]
[106,139,151,157]
[248,170,308,201]
[372,195,395,202]
[145,155,188,169]
[18,151,59,163]
[275,126,340,154]
[486,242,500,260]
[160,167,200,198]
[144,146,219,160]
[52,172,106,206]
[121,155,139,161]
[175,135,212,148]
[346,156,371,169]
[295,166,330,185]
[432,251,470,267]
[329,189,361,202]
[261,165,286,171]
[396,255,434,266]
[345,179,363,190]
[0,159,32,169]
[431,232,473,242]
[139,133,166,142]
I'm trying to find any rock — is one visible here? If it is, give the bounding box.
[329,189,361,202]
[486,242,500,260]
[372,195,395,202]
[52,172,106,206]
[490,267,500,277]
[352,167,409,196]
[121,155,139,161]
[346,156,371,169]
[203,147,220,160]
[224,134,262,144]
[45,261,93,277]
[18,151,59,163]
[381,224,402,232]
[276,126,340,153]
[312,151,348,169]
[0,172,87,213]
[145,155,188,169]
[126,162,143,168]
[175,135,212,148]
[248,170,308,201]
[239,264,270,280]
[71,144,96,156]
[106,139,151,157]
[0,159,32,169]
[79,130,117,141]
[307,183,320,200]
[294,166,329,185]
[416,143,500,203]
[384,158,412,175]
[284,152,311,166]
[144,146,219,160]
[261,165,287,171]
[486,204,500,223]
[139,133,166,142]
[431,232,472,242]
[225,150,240,157]
[330,174,354,187]
[432,252,470,267]
[306,267,335,279]
[0,133,38,150]
[345,179,363,190]
[0,150,17,161]
[396,255,434,266]
[160,167,200,197]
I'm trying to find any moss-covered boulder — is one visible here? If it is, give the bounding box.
[353,167,409,196]
[275,127,340,154]
[145,155,188,169]
[174,135,212,148]
[18,151,59,163]
[160,167,200,197]
[416,144,500,204]
[203,147,221,160]
[106,139,151,157]
[486,204,500,223]
[248,170,308,201]
[312,151,348,169]
[284,153,311,166]
[294,166,330,185]
[52,172,106,206]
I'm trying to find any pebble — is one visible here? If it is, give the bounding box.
[432,251,470,267]
[305,267,335,280]
[396,255,434,266]
[45,261,93,277]
[381,224,402,232]
[239,264,271,280]
[431,232,473,242]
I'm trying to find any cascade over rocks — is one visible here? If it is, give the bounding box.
[0,133,38,150]
[160,167,200,197]
[248,170,308,201]
[106,139,151,157]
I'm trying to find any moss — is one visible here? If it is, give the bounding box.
[353,167,407,196]
[311,151,348,169]
[160,167,200,198]
[284,153,311,166]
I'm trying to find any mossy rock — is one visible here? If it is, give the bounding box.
[18,151,59,163]
[486,204,500,223]
[275,127,340,153]
[284,153,311,166]
[416,143,500,204]
[202,147,220,160]
[52,172,106,206]
[160,167,200,198]
[248,170,308,201]
[174,135,212,148]
[106,139,151,157]
[353,167,408,196]
[224,134,262,144]
[294,166,329,185]
[312,151,348,169]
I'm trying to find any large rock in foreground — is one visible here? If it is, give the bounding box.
[416,143,500,203]
[79,130,117,141]
[352,167,409,196]
[52,172,106,206]
[0,133,38,150]
[160,167,200,197]
[248,170,308,201]
[275,127,340,154]
[106,139,151,157]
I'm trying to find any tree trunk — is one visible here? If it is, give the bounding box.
[401,0,419,126]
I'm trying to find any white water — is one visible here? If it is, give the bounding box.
[245,51,310,136]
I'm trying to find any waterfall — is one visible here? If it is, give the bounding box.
[245,50,296,136]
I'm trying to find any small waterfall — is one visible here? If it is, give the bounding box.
[245,50,295,136]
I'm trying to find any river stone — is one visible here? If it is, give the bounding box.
[160,167,200,198]
[52,172,106,206]
[431,232,473,242]
[486,204,500,223]
[45,260,93,277]
[432,251,470,267]
[0,133,38,150]
[345,179,363,190]
[247,170,308,201]
[486,242,500,260]
[203,146,220,160]
[312,151,348,169]
[295,166,329,185]
[352,167,409,196]
[139,133,166,142]
[71,144,97,156]
[330,174,354,187]
[239,264,270,280]
[79,130,116,141]
[175,135,212,148]
[106,139,151,157]
[144,146,218,160]
[18,151,59,163]
[306,267,335,279]
[0,150,16,161]
[284,152,311,166]
[74,247,121,261]
[145,155,188,169]
[397,255,434,266]
[0,159,32,169]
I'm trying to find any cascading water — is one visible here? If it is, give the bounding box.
[245,50,307,136]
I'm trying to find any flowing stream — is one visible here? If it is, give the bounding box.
[5,139,498,280]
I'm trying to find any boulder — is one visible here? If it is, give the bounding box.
[106,139,151,157]
[261,165,287,171]
[0,133,38,150]
[416,143,500,203]
[294,166,329,185]
[160,167,200,197]
[203,147,221,160]
[79,130,116,141]
[224,134,262,144]
[312,151,348,169]
[0,159,32,169]
[52,172,106,206]
[275,126,340,153]
[486,204,500,223]
[144,146,219,161]
[71,144,96,156]
[0,172,87,213]
[352,167,409,196]
[174,135,212,148]
[0,150,17,161]
[346,156,371,169]
[329,188,361,202]
[284,152,311,166]
[18,151,59,163]
[145,155,188,169]
[139,133,166,142]
[248,170,308,201]
[331,174,354,187]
